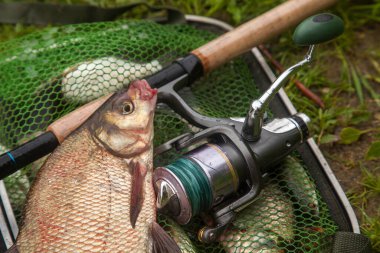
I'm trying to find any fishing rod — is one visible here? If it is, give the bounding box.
[0,0,338,179]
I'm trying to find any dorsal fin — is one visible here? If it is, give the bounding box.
[152,222,181,253]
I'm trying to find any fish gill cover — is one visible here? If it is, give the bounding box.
[0,19,337,252]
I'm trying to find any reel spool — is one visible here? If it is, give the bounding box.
[155,142,248,225]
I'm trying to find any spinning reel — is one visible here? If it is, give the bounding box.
[153,13,344,243]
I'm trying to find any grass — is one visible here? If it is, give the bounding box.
[274,1,380,250]
[0,0,379,251]
[348,165,380,250]
[362,167,380,195]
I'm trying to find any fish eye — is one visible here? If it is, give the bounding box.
[122,101,134,115]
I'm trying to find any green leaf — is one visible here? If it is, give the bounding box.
[320,134,338,144]
[366,141,380,161]
[339,127,366,144]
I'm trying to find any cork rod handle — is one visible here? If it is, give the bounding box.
[47,94,112,143]
[191,0,338,73]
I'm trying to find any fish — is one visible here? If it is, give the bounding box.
[159,215,198,253]
[11,80,180,253]
[219,183,294,253]
[61,57,162,103]
[280,157,325,251]
[281,156,319,215]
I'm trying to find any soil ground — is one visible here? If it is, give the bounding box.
[318,24,380,249]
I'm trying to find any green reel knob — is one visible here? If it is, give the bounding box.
[293,13,344,46]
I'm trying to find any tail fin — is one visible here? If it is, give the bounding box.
[152,222,181,253]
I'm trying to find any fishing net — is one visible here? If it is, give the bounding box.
[0,19,337,252]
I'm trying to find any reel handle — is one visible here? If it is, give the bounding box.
[198,211,235,243]
[192,0,338,73]
[242,14,343,142]
[293,13,344,46]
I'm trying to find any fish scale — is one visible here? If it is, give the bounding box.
[220,183,294,253]
[17,129,154,252]
[12,80,179,253]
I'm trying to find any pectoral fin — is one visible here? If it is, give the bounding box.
[152,222,181,253]
[129,160,147,228]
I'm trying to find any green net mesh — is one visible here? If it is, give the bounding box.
[0,19,337,252]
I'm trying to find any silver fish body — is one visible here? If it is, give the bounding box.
[160,216,198,253]
[62,57,162,103]
[220,183,294,253]
[281,156,319,215]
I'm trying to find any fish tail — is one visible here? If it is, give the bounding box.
[129,160,147,228]
[151,222,181,253]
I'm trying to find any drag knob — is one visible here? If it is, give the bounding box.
[293,13,344,46]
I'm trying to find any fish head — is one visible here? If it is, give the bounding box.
[89,80,157,158]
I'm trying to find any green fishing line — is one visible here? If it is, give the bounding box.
[166,158,213,216]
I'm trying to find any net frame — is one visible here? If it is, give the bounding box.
[0,14,358,253]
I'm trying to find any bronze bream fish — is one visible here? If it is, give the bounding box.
[10,80,180,253]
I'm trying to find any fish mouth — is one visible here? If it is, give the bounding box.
[129,80,158,101]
